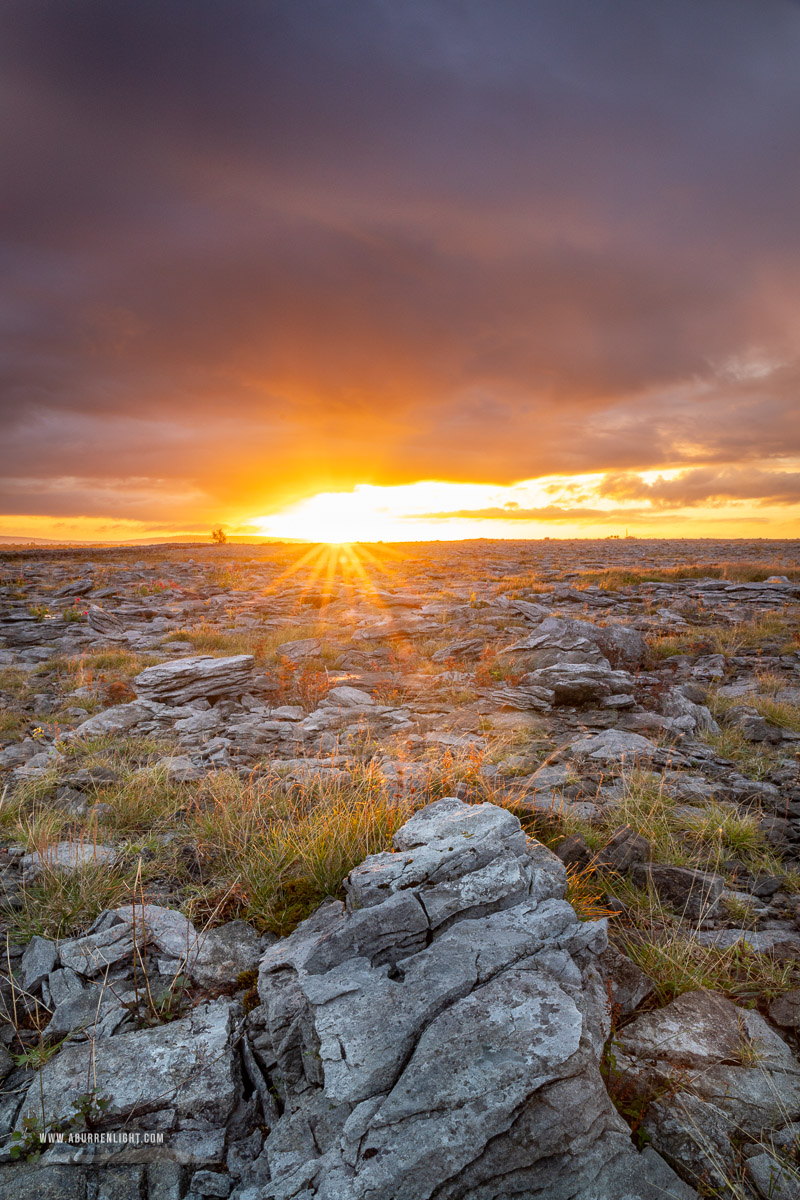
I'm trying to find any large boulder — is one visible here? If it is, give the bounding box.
[133,654,255,704]
[247,797,695,1199]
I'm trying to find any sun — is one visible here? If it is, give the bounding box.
[250,486,403,543]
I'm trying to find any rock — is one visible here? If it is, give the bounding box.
[190,1169,232,1197]
[524,662,633,705]
[192,920,261,987]
[324,685,374,707]
[661,688,721,736]
[618,989,800,1185]
[156,754,204,782]
[251,796,693,1200]
[19,842,117,882]
[592,623,649,669]
[593,826,651,872]
[58,920,143,976]
[20,935,58,992]
[598,945,655,1015]
[726,705,784,744]
[87,604,126,640]
[274,638,321,662]
[506,616,610,668]
[431,638,484,662]
[67,702,151,739]
[96,1167,147,1200]
[692,654,726,680]
[16,1000,239,1133]
[133,655,255,704]
[44,983,127,1038]
[769,990,800,1029]
[746,1152,800,1200]
[631,864,724,920]
[0,1163,87,1199]
[570,729,656,763]
[555,833,591,868]
[114,902,201,965]
[695,928,800,958]
[46,966,85,1007]
[490,683,555,711]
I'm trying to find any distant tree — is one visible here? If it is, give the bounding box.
[211,527,228,544]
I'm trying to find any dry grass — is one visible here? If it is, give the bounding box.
[162,621,329,666]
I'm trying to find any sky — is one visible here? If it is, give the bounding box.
[2,0,800,543]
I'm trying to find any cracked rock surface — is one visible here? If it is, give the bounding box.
[247,797,695,1200]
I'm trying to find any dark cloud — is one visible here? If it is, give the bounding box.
[2,0,800,522]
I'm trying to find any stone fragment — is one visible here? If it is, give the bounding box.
[20,935,58,992]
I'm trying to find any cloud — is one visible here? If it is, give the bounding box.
[599,467,800,508]
[1,1,800,525]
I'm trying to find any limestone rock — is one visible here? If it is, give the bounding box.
[251,797,694,1199]
[86,605,126,640]
[524,662,634,705]
[617,989,800,1188]
[19,841,117,882]
[133,655,255,704]
[15,1000,239,1133]
[570,728,656,763]
[631,864,724,920]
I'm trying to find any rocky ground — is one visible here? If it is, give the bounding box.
[1,537,800,1199]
